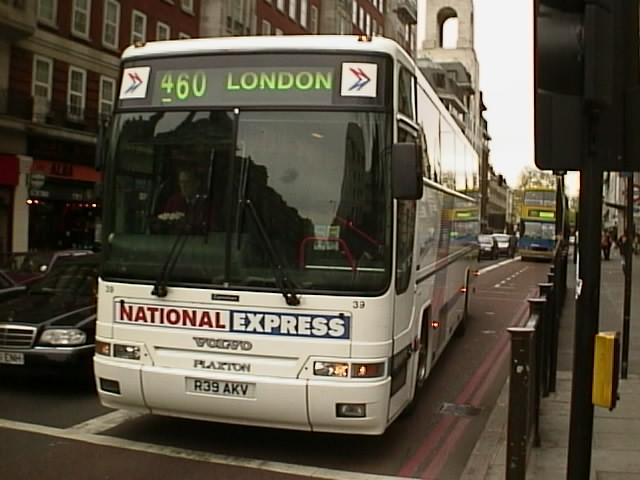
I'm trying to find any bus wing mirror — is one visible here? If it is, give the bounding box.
[391,143,423,200]
[95,115,112,172]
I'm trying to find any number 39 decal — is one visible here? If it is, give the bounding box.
[353,301,365,309]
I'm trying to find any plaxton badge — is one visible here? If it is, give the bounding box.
[114,300,351,339]
[194,359,251,372]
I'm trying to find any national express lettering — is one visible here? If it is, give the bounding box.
[114,301,350,339]
[117,303,229,331]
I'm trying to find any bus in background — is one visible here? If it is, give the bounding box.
[93,35,480,435]
[518,186,560,261]
[449,199,480,245]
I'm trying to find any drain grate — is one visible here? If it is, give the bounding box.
[438,402,482,417]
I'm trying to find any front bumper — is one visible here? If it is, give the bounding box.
[94,355,392,435]
[0,344,94,370]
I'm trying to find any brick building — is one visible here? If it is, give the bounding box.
[0,0,417,254]
[0,0,199,253]
[199,0,415,54]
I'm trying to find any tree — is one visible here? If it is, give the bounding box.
[516,167,557,190]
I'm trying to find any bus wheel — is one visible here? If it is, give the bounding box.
[456,271,471,338]
[415,337,428,390]
[404,334,428,416]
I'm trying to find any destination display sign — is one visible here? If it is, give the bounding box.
[152,66,335,106]
[526,209,555,219]
[454,210,475,219]
[118,54,388,109]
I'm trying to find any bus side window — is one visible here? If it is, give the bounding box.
[396,200,416,294]
[396,126,418,294]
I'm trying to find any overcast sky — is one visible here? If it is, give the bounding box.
[416,0,580,196]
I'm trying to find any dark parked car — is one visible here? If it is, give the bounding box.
[0,270,26,299]
[0,254,99,372]
[477,234,498,260]
[492,233,517,258]
[2,249,94,286]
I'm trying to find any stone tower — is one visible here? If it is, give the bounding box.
[418,0,481,150]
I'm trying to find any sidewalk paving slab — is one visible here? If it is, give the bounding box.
[462,249,640,479]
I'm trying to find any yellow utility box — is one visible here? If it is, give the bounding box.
[592,331,620,410]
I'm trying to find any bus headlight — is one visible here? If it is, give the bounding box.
[39,329,86,346]
[113,344,141,360]
[314,361,349,377]
[313,361,386,378]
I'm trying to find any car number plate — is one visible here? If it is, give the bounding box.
[0,351,25,365]
[186,377,255,398]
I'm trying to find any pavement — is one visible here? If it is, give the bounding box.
[462,246,640,479]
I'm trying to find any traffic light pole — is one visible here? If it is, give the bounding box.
[621,174,635,379]
[567,154,602,479]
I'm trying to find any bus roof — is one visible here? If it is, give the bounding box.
[121,35,412,64]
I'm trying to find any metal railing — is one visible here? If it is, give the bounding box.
[506,240,568,479]
[0,89,109,133]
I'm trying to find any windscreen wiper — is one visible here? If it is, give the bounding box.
[244,199,300,306]
[151,215,190,298]
[234,155,249,249]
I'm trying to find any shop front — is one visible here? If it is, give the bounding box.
[0,154,19,254]
[28,160,101,251]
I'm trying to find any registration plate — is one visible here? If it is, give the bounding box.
[0,351,25,365]
[186,377,255,398]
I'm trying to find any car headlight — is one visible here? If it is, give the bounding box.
[39,329,87,346]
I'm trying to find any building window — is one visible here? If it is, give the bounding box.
[366,13,371,36]
[180,0,194,14]
[300,0,307,28]
[102,0,120,49]
[178,32,191,39]
[310,5,318,33]
[276,0,284,12]
[37,0,57,26]
[72,0,91,38]
[67,66,87,120]
[261,20,272,35]
[289,0,296,20]
[359,6,364,30]
[99,76,116,117]
[32,55,53,100]
[380,0,384,13]
[131,10,147,44]
[156,22,170,40]
[352,1,357,24]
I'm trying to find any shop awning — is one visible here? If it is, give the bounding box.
[0,154,19,186]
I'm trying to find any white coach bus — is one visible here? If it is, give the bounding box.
[94,35,480,435]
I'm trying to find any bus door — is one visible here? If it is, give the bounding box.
[388,124,420,419]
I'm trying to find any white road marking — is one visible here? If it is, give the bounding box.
[493,266,529,289]
[0,418,403,480]
[67,409,145,434]
[476,257,521,276]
